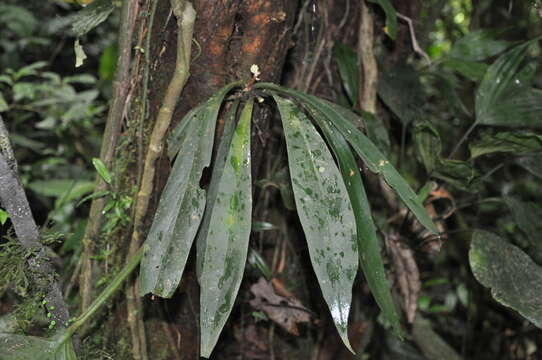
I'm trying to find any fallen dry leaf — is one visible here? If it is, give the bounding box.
[249,277,311,335]
[386,233,421,324]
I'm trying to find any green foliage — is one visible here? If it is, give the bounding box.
[0,208,9,225]
[139,80,438,357]
[367,0,397,39]
[71,0,116,67]
[470,231,542,329]
[334,43,359,105]
[275,95,358,350]
[476,37,542,127]
[199,100,253,357]
[139,82,240,298]
[0,234,30,297]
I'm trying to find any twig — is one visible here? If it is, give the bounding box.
[302,0,327,92]
[396,12,432,66]
[125,1,196,359]
[0,116,72,339]
[448,121,477,159]
[358,0,378,113]
[79,0,139,314]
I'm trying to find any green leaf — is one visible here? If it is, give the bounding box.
[517,156,542,178]
[9,134,46,151]
[275,96,358,352]
[196,101,240,280]
[0,92,8,112]
[434,159,480,192]
[413,121,441,174]
[449,29,512,61]
[71,0,115,67]
[378,64,425,126]
[334,43,359,105]
[305,100,402,337]
[167,82,241,159]
[252,221,277,231]
[470,230,542,329]
[139,96,230,298]
[470,131,542,158]
[0,208,9,225]
[92,158,112,185]
[98,43,117,81]
[248,248,273,281]
[14,61,48,80]
[257,83,438,235]
[442,59,488,82]
[362,110,391,157]
[0,334,76,360]
[28,180,94,200]
[503,197,542,251]
[199,100,253,358]
[77,190,110,207]
[368,0,397,39]
[425,72,471,119]
[479,88,542,128]
[476,38,542,127]
[72,0,115,37]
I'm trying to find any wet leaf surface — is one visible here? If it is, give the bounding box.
[139,83,239,297]
[275,95,358,352]
[199,100,253,358]
[469,230,542,329]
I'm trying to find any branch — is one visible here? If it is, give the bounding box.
[79,0,139,314]
[396,12,432,66]
[358,0,379,113]
[0,116,72,338]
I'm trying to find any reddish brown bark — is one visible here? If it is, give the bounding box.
[141,1,298,358]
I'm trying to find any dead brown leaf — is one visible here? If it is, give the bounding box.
[249,277,311,335]
[386,234,421,324]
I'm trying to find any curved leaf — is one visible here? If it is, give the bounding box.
[442,58,488,82]
[480,88,542,128]
[256,83,438,235]
[72,0,115,37]
[303,99,402,337]
[200,100,253,358]
[0,334,76,360]
[139,110,208,297]
[168,82,241,159]
[196,101,240,281]
[334,43,359,105]
[470,230,542,329]
[140,83,240,297]
[449,29,512,61]
[368,0,397,39]
[476,38,541,126]
[470,131,542,158]
[275,96,358,352]
[378,64,425,126]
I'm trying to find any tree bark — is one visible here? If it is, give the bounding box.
[112,0,298,358]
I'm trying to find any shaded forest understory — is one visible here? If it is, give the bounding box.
[1,0,542,359]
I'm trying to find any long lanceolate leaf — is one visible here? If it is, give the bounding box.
[196,101,240,281]
[139,83,239,297]
[200,100,253,358]
[274,96,358,352]
[302,100,402,337]
[259,83,438,235]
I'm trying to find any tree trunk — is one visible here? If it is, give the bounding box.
[102,0,298,358]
